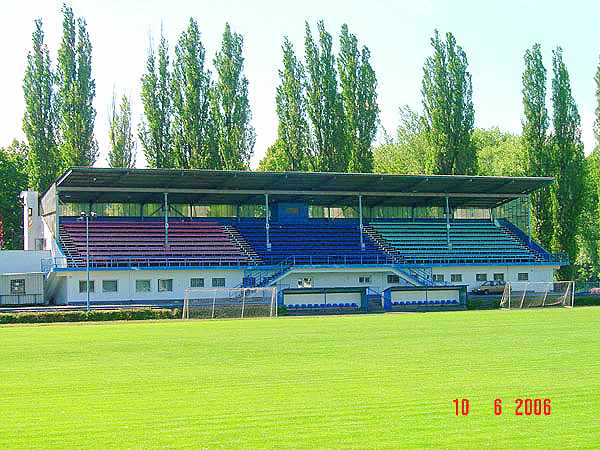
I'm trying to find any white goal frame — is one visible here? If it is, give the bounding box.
[500,281,574,309]
[182,287,277,319]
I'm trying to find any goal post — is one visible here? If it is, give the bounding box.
[182,287,277,320]
[500,281,574,309]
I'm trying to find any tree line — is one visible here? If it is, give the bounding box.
[2,4,600,281]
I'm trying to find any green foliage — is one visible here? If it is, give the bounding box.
[522,43,553,249]
[257,140,290,171]
[171,18,215,169]
[550,47,585,278]
[275,37,311,171]
[108,94,136,168]
[373,106,432,174]
[139,30,173,168]
[304,21,346,171]
[338,24,379,173]
[473,128,526,176]
[0,308,179,324]
[421,30,476,175]
[578,58,600,280]
[56,5,97,169]
[211,23,255,170]
[22,19,59,193]
[0,141,29,249]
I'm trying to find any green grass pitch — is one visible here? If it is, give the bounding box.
[1,308,600,448]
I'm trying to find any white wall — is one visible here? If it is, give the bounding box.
[275,265,557,293]
[20,191,44,251]
[53,268,244,304]
[428,265,557,291]
[276,267,410,293]
[0,250,51,273]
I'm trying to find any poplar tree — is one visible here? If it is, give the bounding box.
[108,94,136,168]
[210,23,255,170]
[171,18,214,169]
[338,24,378,173]
[139,31,173,168]
[275,37,311,171]
[304,21,346,172]
[56,4,97,169]
[580,60,600,277]
[421,30,475,175]
[550,47,585,276]
[22,19,58,192]
[522,43,553,248]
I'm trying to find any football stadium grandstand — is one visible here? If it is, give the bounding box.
[18,167,567,311]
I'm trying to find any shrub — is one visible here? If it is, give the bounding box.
[0,308,180,325]
[572,296,600,307]
[467,296,502,310]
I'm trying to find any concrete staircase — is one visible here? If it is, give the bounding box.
[223,225,261,264]
[58,228,84,267]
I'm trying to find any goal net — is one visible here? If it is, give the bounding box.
[500,281,574,309]
[182,287,277,319]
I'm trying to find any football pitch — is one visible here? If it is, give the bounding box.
[1,308,599,449]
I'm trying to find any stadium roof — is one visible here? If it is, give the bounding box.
[53,167,553,209]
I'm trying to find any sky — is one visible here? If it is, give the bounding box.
[2,0,599,168]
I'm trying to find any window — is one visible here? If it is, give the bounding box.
[211,277,225,288]
[297,277,312,288]
[28,207,32,217]
[79,280,95,293]
[102,280,118,293]
[358,276,371,284]
[433,274,444,282]
[34,238,45,250]
[10,279,25,295]
[518,272,529,281]
[158,279,173,292]
[387,274,400,284]
[136,279,151,293]
[451,274,462,283]
[476,273,488,282]
[493,273,505,282]
[190,278,204,288]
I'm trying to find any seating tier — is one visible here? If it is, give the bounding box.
[232,219,390,264]
[369,220,540,263]
[59,219,250,266]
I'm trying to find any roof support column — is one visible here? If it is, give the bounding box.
[527,194,532,244]
[265,193,271,252]
[359,194,365,251]
[164,192,169,246]
[445,196,451,249]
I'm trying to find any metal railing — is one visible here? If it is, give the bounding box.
[44,250,566,272]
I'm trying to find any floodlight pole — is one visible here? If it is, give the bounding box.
[85,213,90,311]
[265,193,271,251]
[164,192,169,245]
[527,194,532,245]
[358,194,364,251]
[80,211,96,312]
[445,196,451,249]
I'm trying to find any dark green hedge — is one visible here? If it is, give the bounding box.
[573,296,600,307]
[0,308,180,324]
[467,294,600,310]
[467,296,502,310]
